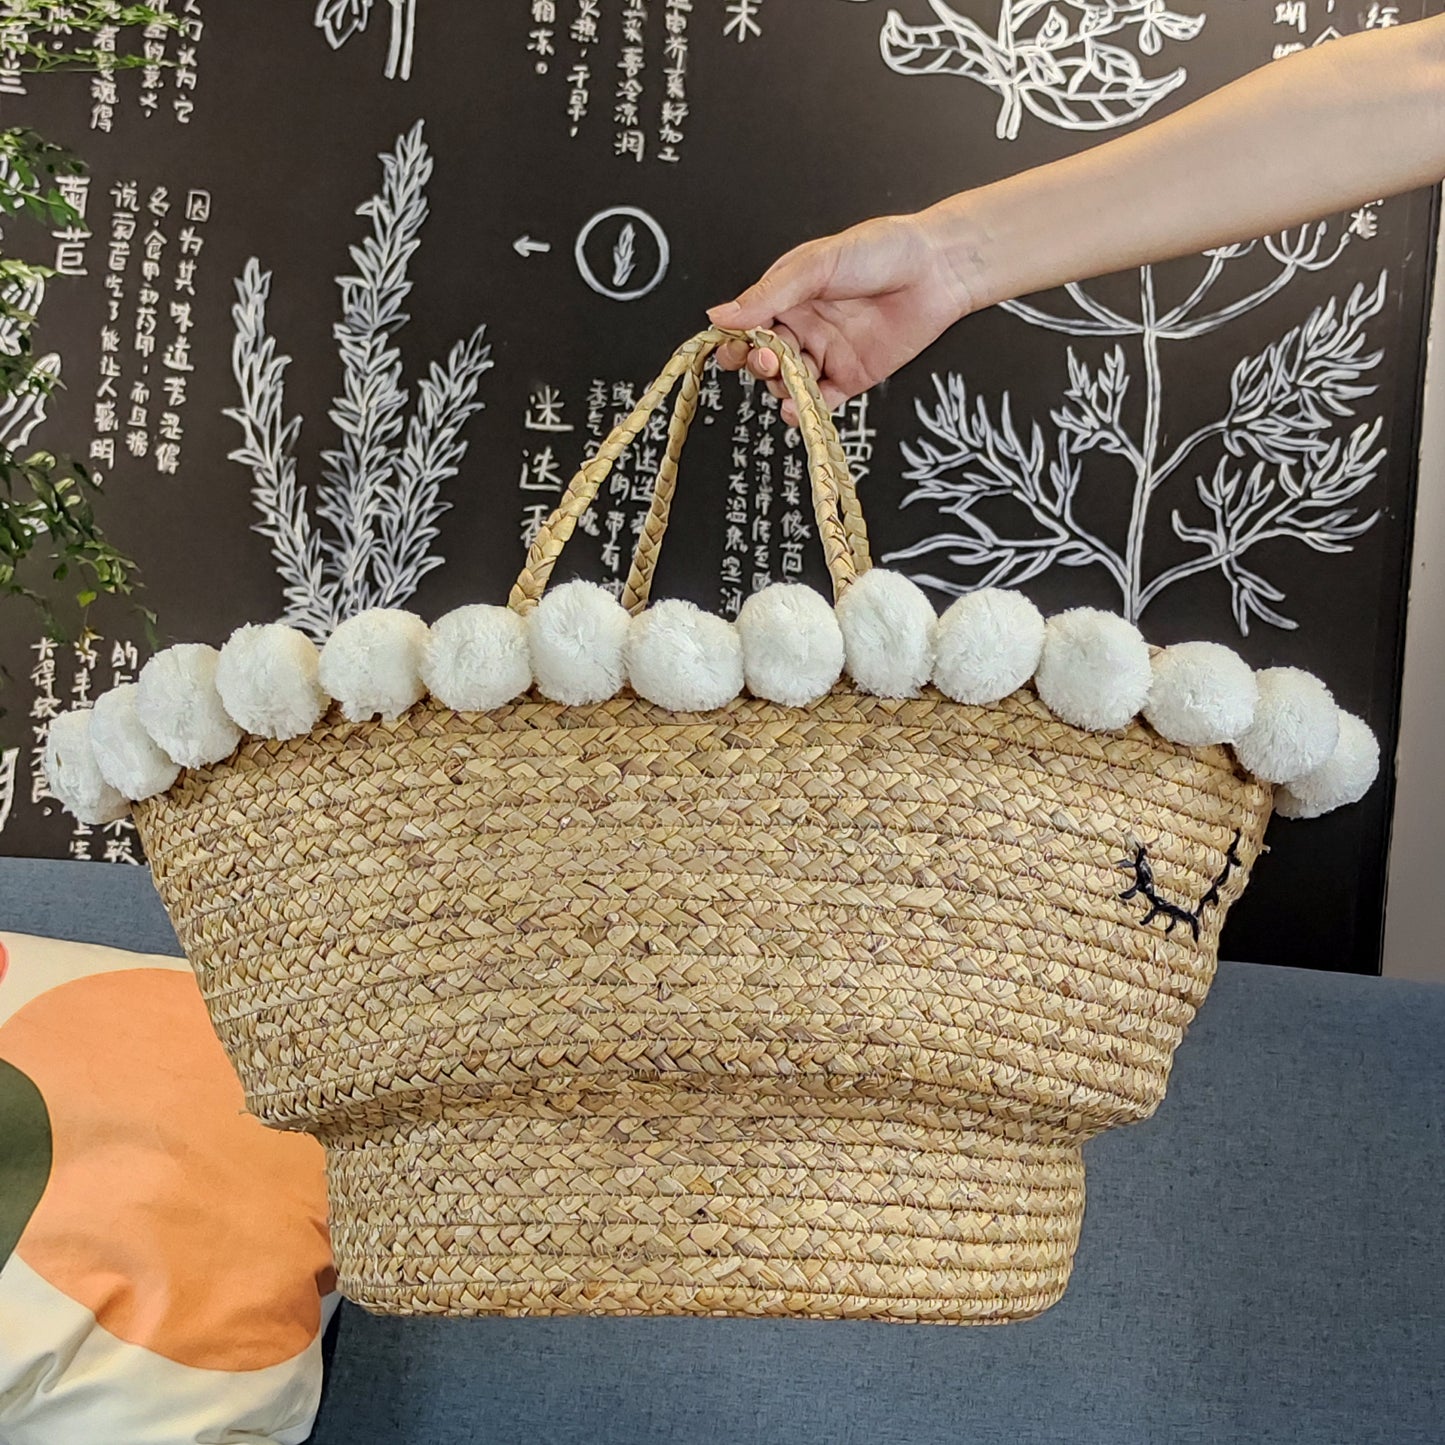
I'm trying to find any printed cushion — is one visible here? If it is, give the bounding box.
[0,930,335,1445]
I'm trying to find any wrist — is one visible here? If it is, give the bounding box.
[915,194,1007,319]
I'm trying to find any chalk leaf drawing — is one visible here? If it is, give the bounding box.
[888,226,1387,634]
[227,120,492,640]
[866,0,1205,140]
[0,746,16,837]
[0,269,60,457]
[315,0,417,80]
[612,222,637,290]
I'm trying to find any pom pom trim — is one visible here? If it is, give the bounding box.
[45,582,1376,825]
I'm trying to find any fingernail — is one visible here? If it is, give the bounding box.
[707,301,741,321]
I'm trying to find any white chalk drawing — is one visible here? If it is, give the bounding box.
[1,269,60,843]
[725,0,765,41]
[888,226,1388,634]
[314,0,417,80]
[0,270,60,455]
[859,0,1205,140]
[0,747,16,837]
[514,234,551,257]
[227,120,493,640]
[575,206,670,301]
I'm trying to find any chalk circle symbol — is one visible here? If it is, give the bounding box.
[575,206,670,302]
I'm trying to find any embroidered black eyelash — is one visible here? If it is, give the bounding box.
[1117,832,1244,942]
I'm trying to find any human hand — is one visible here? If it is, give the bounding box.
[706,211,977,425]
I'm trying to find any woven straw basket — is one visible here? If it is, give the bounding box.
[134,328,1273,1324]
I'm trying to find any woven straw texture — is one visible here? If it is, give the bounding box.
[134,329,1273,1324]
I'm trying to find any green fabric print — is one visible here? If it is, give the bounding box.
[0,1056,52,1270]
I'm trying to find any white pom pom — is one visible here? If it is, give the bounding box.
[1144,641,1259,748]
[736,583,844,706]
[625,599,744,712]
[1275,711,1380,819]
[89,684,181,800]
[216,623,327,740]
[318,609,429,723]
[43,709,128,825]
[836,568,936,698]
[423,605,532,711]
[528,580,630,705]
[136,644,243,768]
[1233,667,1340,784]
[932,588,1044,705]
[1034,609,1152,731]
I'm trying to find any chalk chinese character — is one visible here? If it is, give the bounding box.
[111,640,140,678]
[163,335,193,372]
[1349,204,1380,239]
[1365,2,1399,23]
[520,503,552,548]
[520,446,566,492]
[103,828,140,865]
[53,230,89,276]
[1273,0,1307,30]
[525,385,574,432]
[57,174,90,219]
[724,0,763,41]
[185,189,211,224]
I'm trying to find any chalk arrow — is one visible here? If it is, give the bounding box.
[513,235,552,258]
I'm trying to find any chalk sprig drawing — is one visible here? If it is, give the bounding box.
[227,121,492,639]
[887,226,1386,634]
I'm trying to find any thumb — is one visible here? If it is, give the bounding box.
[708,242,829,330]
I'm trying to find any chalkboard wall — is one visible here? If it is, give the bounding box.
[1,0,1437,974]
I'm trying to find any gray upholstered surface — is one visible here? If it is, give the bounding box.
[0,856,182,956]
[4,858,1442,1444]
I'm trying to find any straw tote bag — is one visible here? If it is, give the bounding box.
[45,328,1375,1324]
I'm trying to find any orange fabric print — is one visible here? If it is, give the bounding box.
[0,968,334,1371]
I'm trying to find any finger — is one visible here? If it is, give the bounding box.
[752,324,819,382]
[706,241,830,330]
[765,377,787,402]
[748,347,780,380]
[715,339,749,372]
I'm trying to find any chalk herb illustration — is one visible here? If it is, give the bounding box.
[315,0,417,80]
[867,0,1205,140]
[0,745,15,836]
[0,270,59,459]
[575,206,671,301]
[227,120,492,640]
[612,221,637,290]
[888,226,1388,634]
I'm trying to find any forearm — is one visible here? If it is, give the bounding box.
[927,18,1445,312]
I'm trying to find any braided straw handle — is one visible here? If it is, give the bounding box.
[508,328,872,615]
